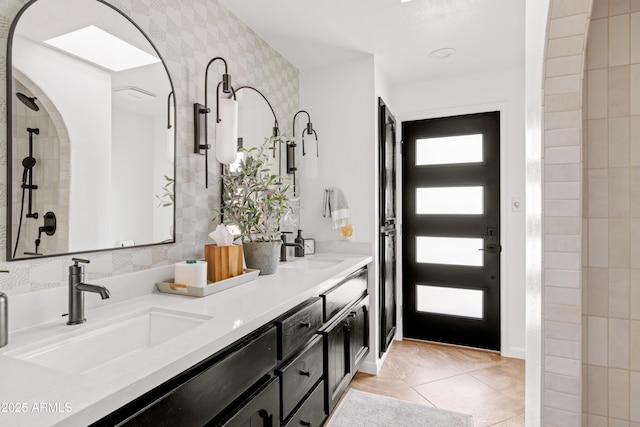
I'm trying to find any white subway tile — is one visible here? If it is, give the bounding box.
[549,14,589,38]
[546,111,582,131]
[609,65,631,117]
[610,220,631,268]
[544,406,581,426]
[546,93,582,114]
[632,12,640,63]
[610,15,631,66]
[630,219,640,268]
[632,270,640,319]
[546,337,582,359]
[546,269,582,288]
[588,118,609,168]
[551,0,592,17]
[546,182,581,199]
[547,200,582,217]
[546,355,582,376]
[546,286,582,305]
[587,365,609,415]
[547,234,582,252]
[588,316,609,365]
[546,303,582,323]
[588,18,609,70]
[610,168,631,218]
[610,268,631,317]
[588,267,610,316]
[631,64,640,114]
[589,219,610,267]
[547,55,585,77]
[631,371,640,421]
[546,163,583,181]
[546,217,583,234]
[547,74,583,94]
[589,68,609,119]
[548,35,587,59]
[609,117,630,167]
[545,372,582,395]
[545,388,581,412]
[630,321,640,370]
[546,251,581,269]
[609,319,630,369]
[630,117,640,166]
[547,320,582,341]
[611,0,631,16]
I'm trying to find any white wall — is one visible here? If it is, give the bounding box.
[392,67,526,358]
[299,55,381,370]
[299,55,377,242]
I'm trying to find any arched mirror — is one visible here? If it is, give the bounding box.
[6,0,175,260]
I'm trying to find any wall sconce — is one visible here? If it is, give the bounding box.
[290,110,314,174]
[302,128,319,178]
[194,57,238,188]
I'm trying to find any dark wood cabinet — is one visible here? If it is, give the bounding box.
[320,268,370,414]
[219,376,280,427]
[92,266,370,427]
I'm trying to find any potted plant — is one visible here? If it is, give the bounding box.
[215,141,291,275]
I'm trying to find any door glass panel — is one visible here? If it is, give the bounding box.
[416,186,484,215]
[416,236,484,266]
[416,284,483,319]
[416,134,483,165]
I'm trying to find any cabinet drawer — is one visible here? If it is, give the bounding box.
[284,380,326,427]
[276,298,323,360]
[220,376,280,427]
[277,336,323,420]
[321,268,367,323]
[118,326,277,426]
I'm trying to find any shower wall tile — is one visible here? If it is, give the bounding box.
[609,65,631,116]
[631,13,640,63]
[609,167,630,217]
[588,118,609,168]
[609,368,630,419]
[631,372,640,421]
[630,321,640,370]
[588,267,610,316]
[609,268,631,317]
[609,117,630,166]
[549,35,589,59]
[588,18,608,70]
[588,68,609,118]
[609,319,630,368]
[631,64,640,113]
[632,270,640,319]
[588,169,609,217]
[587,365,609,415]
[588,218,609,266]
[630,117,640,165]
[609,14,630,66]
[609,220,631,267]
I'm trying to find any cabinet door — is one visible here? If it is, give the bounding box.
[322,315,351,414]
[348,296,369,371]
[219,376,280,427]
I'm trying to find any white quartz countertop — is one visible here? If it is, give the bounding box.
[0,253,372,427]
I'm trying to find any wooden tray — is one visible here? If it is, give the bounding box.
[156,269,259,297]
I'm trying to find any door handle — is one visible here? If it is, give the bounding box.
[479,243,501,253]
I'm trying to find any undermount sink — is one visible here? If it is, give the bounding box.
[280,258,343,270]
[8,307,211,375]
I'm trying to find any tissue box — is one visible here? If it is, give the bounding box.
[204,244,243,282]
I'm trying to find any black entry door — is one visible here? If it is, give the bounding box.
[378,98,397,356]
[401,111,500,351]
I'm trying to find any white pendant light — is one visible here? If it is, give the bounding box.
[216,98,238,164]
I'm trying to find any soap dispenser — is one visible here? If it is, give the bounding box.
[294,230,305,257]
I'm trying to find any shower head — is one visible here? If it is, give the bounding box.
[16,92,39,111]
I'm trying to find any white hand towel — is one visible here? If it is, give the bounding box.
[323,187,350,229]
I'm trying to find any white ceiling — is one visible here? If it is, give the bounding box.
[219,0,525,87]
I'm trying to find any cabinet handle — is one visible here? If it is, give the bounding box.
[299,369,311,376]
[300,421,312,426]
[300,322,312,328]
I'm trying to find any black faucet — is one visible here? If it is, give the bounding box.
[67,258,110,325]
[280,232,304,262]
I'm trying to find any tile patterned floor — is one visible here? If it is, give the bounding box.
[347,339,525,426]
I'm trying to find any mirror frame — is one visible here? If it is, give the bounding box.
[5,0,177,261]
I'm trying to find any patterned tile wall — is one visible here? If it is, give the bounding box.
[0,0,299,295]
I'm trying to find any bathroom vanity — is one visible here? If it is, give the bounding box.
[0,253,371,426]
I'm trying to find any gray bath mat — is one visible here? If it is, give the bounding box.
[326,389,474,427]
